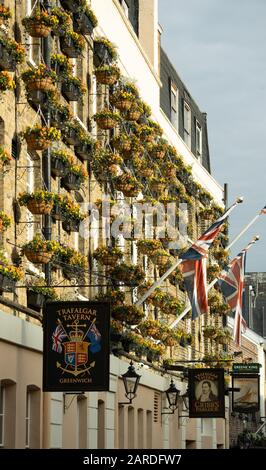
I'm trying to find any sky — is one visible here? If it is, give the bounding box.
[158,0,266,271]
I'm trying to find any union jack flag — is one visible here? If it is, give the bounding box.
[180,211,228,319]
[218,250,247,346]
[52,324,67,353]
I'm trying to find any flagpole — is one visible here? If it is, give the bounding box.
[170,234,260,328]
[135,197,243,307]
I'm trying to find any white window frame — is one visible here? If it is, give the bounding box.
[25,390,31,448]
[26,0,39,66]
[196,120,202,161]
[0,382,5,448]
[26,154,34,242]
[120,0,129,18]
[183,102,191,148]
[170,82,178,130]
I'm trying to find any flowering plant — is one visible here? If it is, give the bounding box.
[51,54,73,76]
[18,190,55,206]
[22,8,59,29]
[51,7,71,35]
[96,289,125,305]
[0,71,15,91]
[63,74,86,96]
[94,64,120,78]
[93,109,121,123]
[110,263,145,286]
[27,276,58,300]
[0,211,11,230]
[63,30,85,52]
[54,246,87,269]
[21,64,58,84]
[136,239,162,255]
[22,235,58,254]
[68,160,88,181]
[0,262,23,281]
[51,150,72,165]
[60,195,86,222]
[22,125,61,142]
[93,246,123,263]
[0,146,12,165]
[0,6,12,20]
[94,37,118,60]
[0,37,25,63]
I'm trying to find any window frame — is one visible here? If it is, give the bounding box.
[170,81,178,129]
[183,101,191,148]
[196,120,202,161]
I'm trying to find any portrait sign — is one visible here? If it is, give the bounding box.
[188,368,225,418]
[43,301,110,392]
[232,374,260,413]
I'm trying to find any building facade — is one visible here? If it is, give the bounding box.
[244,272,266,337]
[0,0,249,450]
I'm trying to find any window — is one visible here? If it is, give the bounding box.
[0,383,5,447]
[170,81,178,129]
[25,390,31,448]
[26,154,34,241]
[27,0,41,65]
[183,102,191,148]
[196,120,202,161]
[120,0,129,18]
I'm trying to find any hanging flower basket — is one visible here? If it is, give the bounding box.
[22,9,59,38]
[60,32,85,58]
[94,37,117,66]
[0,38,25,71]
[51,202,62,221]
[22,125,60,151]
[62,77,85,102]
[126,104,142,121]
[111,135,131,153]
[24,249,53,265]
[110,263,145,287]
[22,235,56,265]
[74,143,94,161]
[93,110,121,130]
[73,8,98,35]
[94,65,120,85]
[27,291,45,309]
[150,249,170,266]
[111,93,133,112]
[18,190,54,215]
[112,305,144,326]
[93,246,123,267]
[51,150,71,178]
[62,173,82,191]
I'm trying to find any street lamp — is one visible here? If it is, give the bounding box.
[162,379,180,415]
[119,361,141,405]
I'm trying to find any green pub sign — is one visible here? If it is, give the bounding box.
[232,363,260,374]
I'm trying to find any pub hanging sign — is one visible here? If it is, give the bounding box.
[188,368,225,418]
[43,301,110,392]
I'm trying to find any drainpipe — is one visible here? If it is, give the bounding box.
[42,0,52,285]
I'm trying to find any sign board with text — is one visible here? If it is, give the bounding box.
[43,301,110,392]
[232,363,260,374]
[188,368,225,418]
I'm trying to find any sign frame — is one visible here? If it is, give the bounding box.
[188,368,225,418]
[43,301,110,392]
[232,374,260,413]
